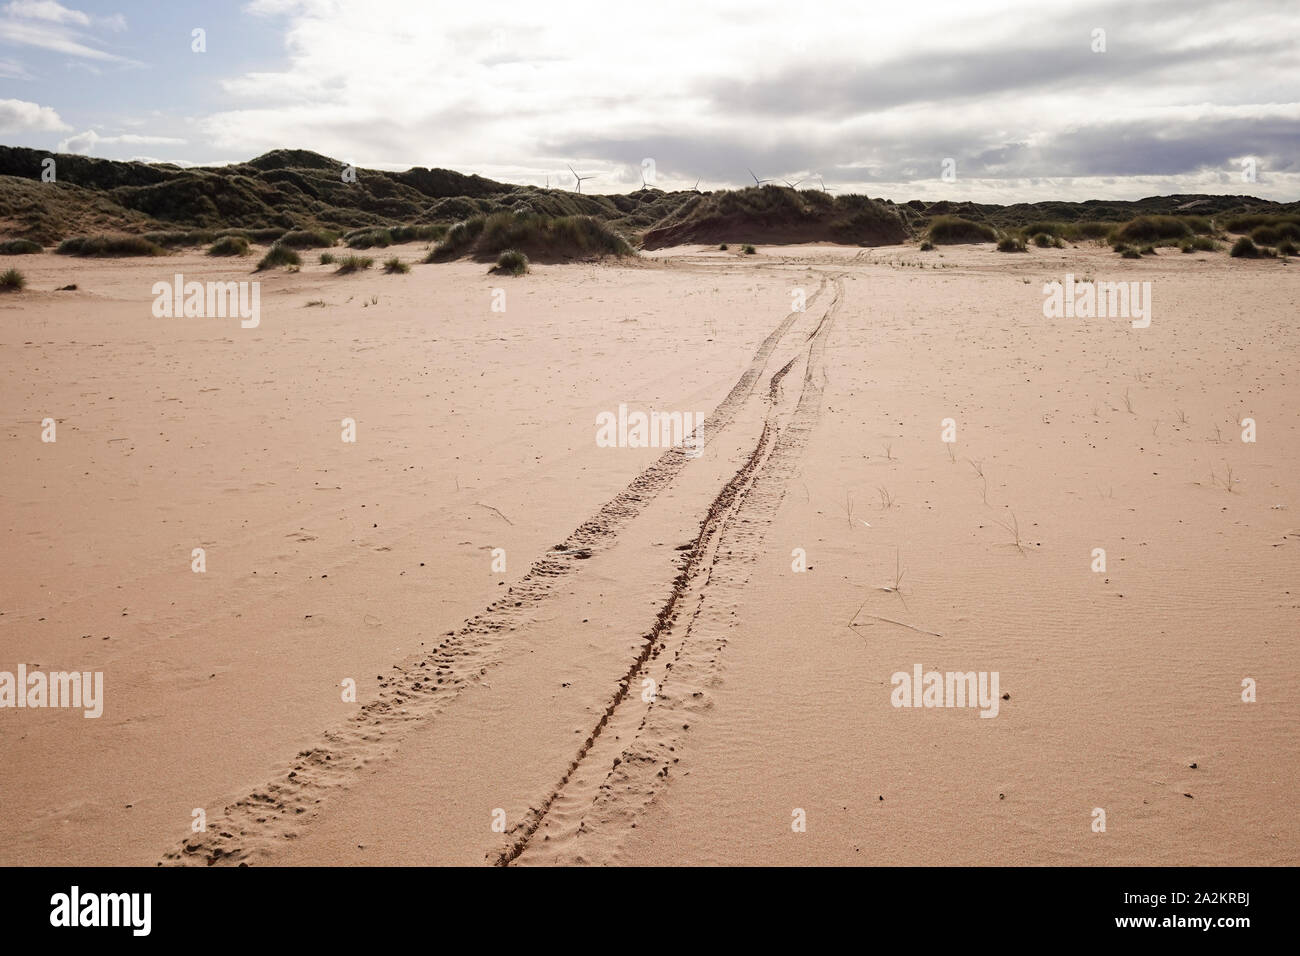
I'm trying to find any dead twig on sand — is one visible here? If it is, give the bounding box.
[474,502,514,525]
[849,611,943,638]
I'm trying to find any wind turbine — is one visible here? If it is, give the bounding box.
[747,167,772,187]
[691,177,701,193]
[818,176,838,193]
[568,164,594,194]
[783,178,803,188]
[639,169,656,191]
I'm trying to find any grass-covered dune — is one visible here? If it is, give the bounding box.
[641,186,909,249]
[426,212,633,263]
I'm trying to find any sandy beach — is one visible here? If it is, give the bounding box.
[1,239,1295,866]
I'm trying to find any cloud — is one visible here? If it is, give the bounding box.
[0,55,32,78]
[3,1,90,26]
[0,96,70,132]
[57,128,186,153]
[0,1,136,63]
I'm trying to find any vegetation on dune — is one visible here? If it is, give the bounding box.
[1108,215,1212,246]
[319,252,336,264]
[56,234,166,257]
[256,243,300,270]
[918,239,934,251]
[1221,213,1300,233]
[383,256,410,274]
[1277,239,1299,257]
[996,235,1027,252]
[277,229,337,249]
[0,267,24,291]
[1178,236,1218,253]
[427,212,631,263]
[490,249,529,275]
[641,186,908,249]
[1249,222,1300,245]
[742,243,757,254]
[0,238,42,254]
[928,216,998,244]
[1230,236,1264,258]
[207,235,250,256]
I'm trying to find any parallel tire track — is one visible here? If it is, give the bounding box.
[161,277,830,866]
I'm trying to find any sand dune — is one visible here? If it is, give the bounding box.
[0,241,1295,866]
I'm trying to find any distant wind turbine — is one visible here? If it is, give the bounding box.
[568,164,594,193]
[818,176,838,193]
[691,177,701,193]
[747,167,772,187]
[783,179,803,188]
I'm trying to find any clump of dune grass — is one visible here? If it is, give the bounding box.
[718,243,729,250]
[1178,236,1217,253]
[1116,244,1143,259]
[383,256,410,274]
[346,228,392,249]
[1222,213,1300,233]
[1230,236,1263,258]
[918,239,934,251]
[0,239,43,255]
[928,215,998,244]
[742,243,757,254]
[143,230,215,248]
[57,234,166,257]
[1031,232,1064,248]
[1140,244,1158,256]
[490,249,529,276]
[319,252,336,265]
[997,235,1027,252]
[388,224,446,243]
[1109,215,1212,247]
[1277,239,1299,257]
[277,229,336,249]
[335,255,373,274]
[257,243,301,270]
[207,235,250,257]
[0,268,24,291]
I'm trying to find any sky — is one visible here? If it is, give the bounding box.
[1,0,1297,202]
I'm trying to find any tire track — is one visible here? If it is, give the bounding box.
[499,276,846,865]
[160,276,830,866]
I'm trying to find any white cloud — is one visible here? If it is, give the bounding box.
[0,2,135,63]
[0,96,70,132]
[3,1,90,26]
[57,128,187,153]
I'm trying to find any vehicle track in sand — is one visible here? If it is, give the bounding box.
[160,276,835,866]
[499,276,845,865]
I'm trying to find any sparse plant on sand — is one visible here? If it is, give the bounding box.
[742,244,757,255]
[0,268,25,291]
[878,486,896,509]
[320,252,336,264]
[997,235,1027,252]
[257,243,301,270]
[335,255,374,274]
[993,510,1026,554]
[718,243,729,250]
[919,239,934,251]
[491,249,529,275]
[383,256,410,274]
[1122,388,1135,414]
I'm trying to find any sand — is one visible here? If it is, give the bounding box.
[0,241,1295,866]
